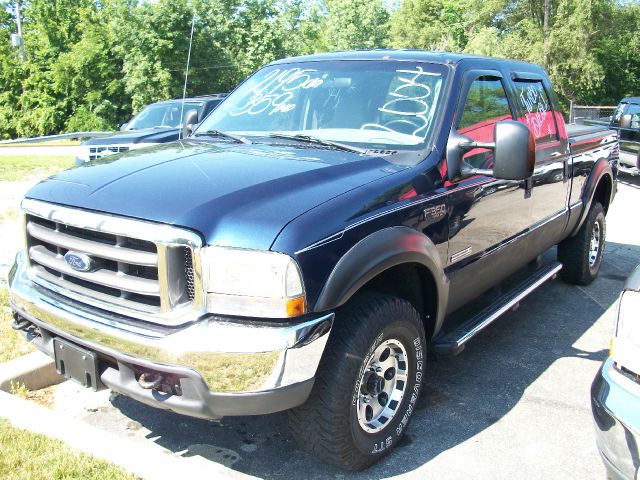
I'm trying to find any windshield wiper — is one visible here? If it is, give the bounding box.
[193,129,252,144]
[267,134,366,154]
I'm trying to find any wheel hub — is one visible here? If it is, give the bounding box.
[356,339,409,433]
[364,372,385,396]
[589,221,601,267]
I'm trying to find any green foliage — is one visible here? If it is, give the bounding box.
[323,0,390,50]
[390,0,467,51]
[0,0,638,138]
[391,0,640,110]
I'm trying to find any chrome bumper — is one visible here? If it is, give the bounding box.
[8,251,333,417]
[591,357,640,480]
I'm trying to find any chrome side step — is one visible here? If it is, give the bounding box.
[434,261,563,355]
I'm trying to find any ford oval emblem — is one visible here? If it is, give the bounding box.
[63,251,94,272]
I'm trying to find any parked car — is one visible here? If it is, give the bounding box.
[610,97,640,176]
[591,264,640,480]
[9,51,617,470]
[75,94,226,164]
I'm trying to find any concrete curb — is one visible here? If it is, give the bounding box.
[0,351,64,392]
[0,390,257,480]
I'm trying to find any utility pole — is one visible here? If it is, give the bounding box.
[15,0,27,61]
[543,0,550,69]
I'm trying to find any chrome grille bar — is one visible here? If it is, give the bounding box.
[29,246,160,296]
[31,266,161,314]
[27,222,157,267]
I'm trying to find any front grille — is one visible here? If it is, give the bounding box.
[89,146,130,161]
[23,200,203,325]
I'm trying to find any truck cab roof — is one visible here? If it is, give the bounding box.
[269,49,543,71]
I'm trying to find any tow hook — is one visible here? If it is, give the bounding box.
[138,372,164,390]
[11,316,31,331]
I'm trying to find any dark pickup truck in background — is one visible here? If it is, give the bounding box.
[9,51,617,470]
[75,94,226,164]
[610,96,640,176]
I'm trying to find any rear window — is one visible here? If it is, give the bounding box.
[514,80,558,144]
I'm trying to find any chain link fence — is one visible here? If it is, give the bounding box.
[569,102,617,124]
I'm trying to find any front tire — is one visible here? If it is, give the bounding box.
[558,201,606,285]
[289,293,426,470]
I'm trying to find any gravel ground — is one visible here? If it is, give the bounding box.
[2,175,639,480]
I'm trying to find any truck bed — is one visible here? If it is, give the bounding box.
[566,122,615,143]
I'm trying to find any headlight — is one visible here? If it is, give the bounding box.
[202,246,305,318]
[611,290,640,375]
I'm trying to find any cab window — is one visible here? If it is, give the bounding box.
[458,77,513,169]
[627,104,640,128]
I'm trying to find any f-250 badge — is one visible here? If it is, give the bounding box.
[422,204,446,222]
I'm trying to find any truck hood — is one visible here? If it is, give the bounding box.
[83,128,179,145]
[26,140,405,250]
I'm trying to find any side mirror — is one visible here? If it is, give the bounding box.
[620,113,632,129]
[182,109,199,138]
[446,120,535,181]
[120,122,129,131]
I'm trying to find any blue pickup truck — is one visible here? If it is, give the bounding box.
[75,94,226,164]
[611,97,640,176]
[9,50,617,470]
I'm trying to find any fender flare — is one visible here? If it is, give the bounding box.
[571,158,614,236]
[314,226,449,337]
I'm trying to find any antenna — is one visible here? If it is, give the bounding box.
[179,12,196,140]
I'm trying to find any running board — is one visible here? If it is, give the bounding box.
[434,261,563,355]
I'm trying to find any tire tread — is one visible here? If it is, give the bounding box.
[289,292,423,470]
[558,202,605,285]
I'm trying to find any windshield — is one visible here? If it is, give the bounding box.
[196,60,447,152]
[126,102,205,130]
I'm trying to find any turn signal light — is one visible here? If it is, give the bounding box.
[286,296,306,317]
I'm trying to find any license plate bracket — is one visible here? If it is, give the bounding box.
[53,338,100,391]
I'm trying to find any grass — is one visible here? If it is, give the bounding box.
[0,155,75,181]
[10,382,57,409]
[0,139,80,147]
[0,288,34,363]
[0,419,136,480]
[0,206,19,224]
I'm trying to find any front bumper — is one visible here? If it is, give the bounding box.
[618,150,640,176]
[8,251,333,418]
[591,357,640,480]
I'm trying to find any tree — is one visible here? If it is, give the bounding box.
[323,0,390,50]
[390,0,468,51]
[0,0,22,139]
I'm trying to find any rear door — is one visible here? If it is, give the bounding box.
[510,73,570,240]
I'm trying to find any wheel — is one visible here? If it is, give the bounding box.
[557,201,606,285]
[288,292,426,470]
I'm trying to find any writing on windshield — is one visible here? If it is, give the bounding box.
[230,68,324,117]
[197,60,447,154]
[362,66,441,139]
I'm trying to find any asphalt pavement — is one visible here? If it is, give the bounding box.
[34,175,639,479]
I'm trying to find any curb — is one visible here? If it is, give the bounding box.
[0,351,64,392]
[0,390,257,480]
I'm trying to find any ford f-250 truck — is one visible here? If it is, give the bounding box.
[8,51,617,470]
